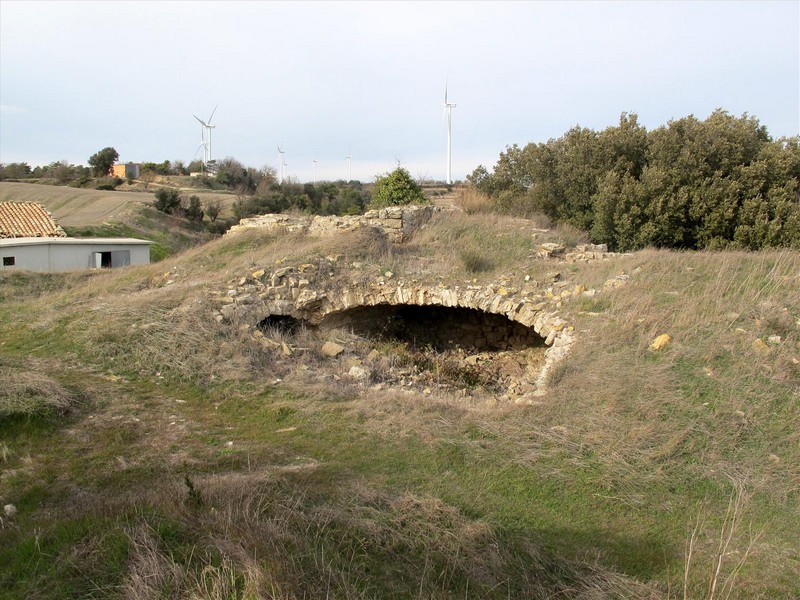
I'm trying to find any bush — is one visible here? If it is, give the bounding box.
[153,188,182,215]
[475,111,800,251]
[185,195,204,222]
[206,218,235,235]
[205,200,221,222]
[371,168,428,209]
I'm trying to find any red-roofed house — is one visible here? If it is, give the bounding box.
[0,201,66,238]
[0,202,151,272]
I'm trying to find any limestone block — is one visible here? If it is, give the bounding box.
[603,274,631,291]
[752,338,771,356]
[650,334,671,351]
[348,365,370,380]
[296,289,325,310]
[384,207,403,219]
[321,341,345,357]
[539,243,565,258]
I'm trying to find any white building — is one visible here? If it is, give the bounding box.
[0,201,152,272]
[1,237,152,272]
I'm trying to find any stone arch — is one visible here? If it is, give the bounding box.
[216,274,575,398]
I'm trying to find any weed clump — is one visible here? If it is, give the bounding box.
[460,248,494,273]
[0,367,75,418]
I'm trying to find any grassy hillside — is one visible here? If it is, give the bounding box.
[0,211,797,599]
[0,181,237,226]
[0,182,230,261]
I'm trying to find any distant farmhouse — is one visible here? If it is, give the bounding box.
[0,202,151,272]
[111,162,140,179]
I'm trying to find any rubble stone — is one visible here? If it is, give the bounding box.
[321,341,345,357]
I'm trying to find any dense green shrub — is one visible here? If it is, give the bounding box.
[185,195,204,222]
[231,182,370,220]
[153,188,182,215]
[471,111,800,251]
[370,168,427,209]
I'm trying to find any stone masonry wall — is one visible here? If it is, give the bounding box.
[228,205,437,242]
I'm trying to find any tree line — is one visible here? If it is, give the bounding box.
[469,110,800,251]
[152,166,429,234]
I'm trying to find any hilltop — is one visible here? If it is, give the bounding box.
[0,199,798,598]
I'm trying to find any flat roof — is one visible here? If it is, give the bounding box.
[0,237,152,247]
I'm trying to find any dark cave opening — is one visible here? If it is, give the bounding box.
[317,304,545,352]
[259,314,306,336]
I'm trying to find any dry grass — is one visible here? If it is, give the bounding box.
[405,211,557,282]
[0,365,75,418]
[1,210,798,597]
[683,477,762,600]
[116,472,661,600]
[453,187,497,214]
[532,249,800,591]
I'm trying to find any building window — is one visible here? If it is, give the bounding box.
[2,256,15,266]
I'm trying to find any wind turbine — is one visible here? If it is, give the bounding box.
[443,81,456,185]
[193,105,218,169]
[277,145,286,185]
[345,147,352,182]
[312,159,318,185]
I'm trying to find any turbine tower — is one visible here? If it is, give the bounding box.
[312,159,318,185]
[277,145,286,185]
[346,147,352,182]
[444,83,456,185]
[193,105,218,169]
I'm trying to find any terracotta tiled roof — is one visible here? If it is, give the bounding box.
[0,202,66,238]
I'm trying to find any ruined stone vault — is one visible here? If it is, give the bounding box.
[211,206,625,400]
[213,263,578,397]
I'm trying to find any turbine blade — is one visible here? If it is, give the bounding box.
[193,115,206,126]
[208,104,218,124]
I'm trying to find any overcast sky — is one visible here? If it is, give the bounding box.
[1,1,798,183]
